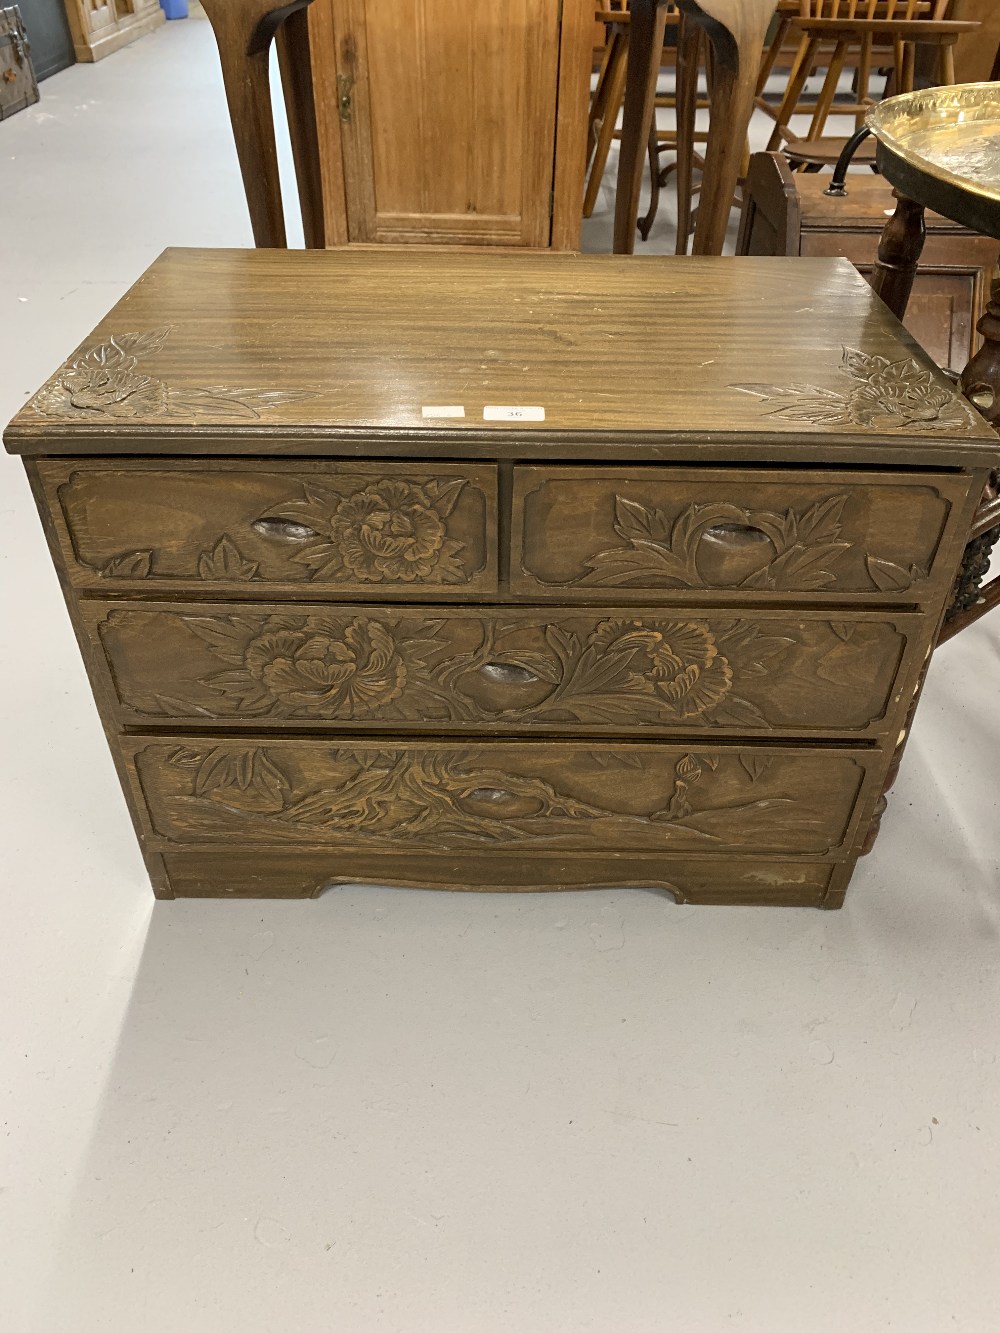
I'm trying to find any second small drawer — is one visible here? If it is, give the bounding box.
[511,465,971,602]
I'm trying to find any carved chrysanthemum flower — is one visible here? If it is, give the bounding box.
[594,618,733,718]
[328,481,447,582]
[243,618,407,714]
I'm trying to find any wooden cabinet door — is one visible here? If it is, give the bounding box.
[329,0,562,246]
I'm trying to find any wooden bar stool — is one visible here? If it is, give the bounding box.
[199,0,324,248]
[613,0,778,255]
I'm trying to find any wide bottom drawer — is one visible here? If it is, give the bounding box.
[157,848,851,908]
[125,737,879,858]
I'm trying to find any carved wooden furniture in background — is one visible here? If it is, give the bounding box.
[201,0,593,250]
[614,0,778,254]
[739,151,999,372]
[867,84,1000,639]
[5,250,997,905]
[63,0,162,62]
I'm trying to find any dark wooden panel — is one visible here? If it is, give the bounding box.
[513,466,971,602]
[38,459,497,595]
[160,847,843,905]
[125,737,877,858]
[88,600,919,738]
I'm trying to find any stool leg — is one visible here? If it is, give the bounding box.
[613,0,668,254]
[201,0,288,248]
[869,191,926,322]
[637,114,662,241]
[584,29,629,220]
[674,13,699,254]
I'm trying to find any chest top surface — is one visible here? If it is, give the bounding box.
[5,248,996,463]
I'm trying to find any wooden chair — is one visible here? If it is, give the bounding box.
[585,3,710,239]
[764,1,977,171]
[613,0,778,255]
[199,0,324,249]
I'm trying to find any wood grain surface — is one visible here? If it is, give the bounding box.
[7,249,996,459]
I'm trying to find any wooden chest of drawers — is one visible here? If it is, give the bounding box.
[6,249,997,907]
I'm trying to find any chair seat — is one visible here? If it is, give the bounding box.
[783,134,878,169]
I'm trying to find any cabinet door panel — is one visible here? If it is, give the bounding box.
[334,0,560,246]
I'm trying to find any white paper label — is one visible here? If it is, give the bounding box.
[421,405,465,418]
[483,405,545,422]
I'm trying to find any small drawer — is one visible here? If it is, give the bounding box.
[88,600,922,739]
[37,459,497,596]
[159,847,842,906]
[511,465,971,602]
[125,736,878,859]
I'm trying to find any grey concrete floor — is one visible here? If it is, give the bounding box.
[1,14,999,1333]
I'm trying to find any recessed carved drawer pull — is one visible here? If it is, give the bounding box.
[250,516,320,542]
[468,786,517,803]
[479,661,540,685]
[702,523,771,548]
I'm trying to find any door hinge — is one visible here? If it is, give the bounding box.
[337,73,354,123]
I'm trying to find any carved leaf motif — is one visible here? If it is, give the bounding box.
[190,746,289,807]
[614,495,669,542]
[866,555,913,593]
[830,622,856,642]
[423,478,466,518]
[732,345,977,433]
[110,328,171,359]
[743,540,851,591]
[197,536,260,581]
[103,549,152,578]
[709,696,770,727]
[740,753,774,783]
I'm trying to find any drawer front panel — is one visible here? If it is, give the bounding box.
[91,601,919,737]
[161,848,839,905]
[127,738,876,857]
[512,466,970,601]
[39,460,497,595]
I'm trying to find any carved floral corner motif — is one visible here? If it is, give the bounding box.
[31,327,313,421]
[732,346,979,434]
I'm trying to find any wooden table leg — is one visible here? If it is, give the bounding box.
[869,190,927,322]
[681,1,776,257]
[613,0,668,255]
[961,276,1000,428]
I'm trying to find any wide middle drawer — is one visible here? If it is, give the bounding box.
[86,600,924,738]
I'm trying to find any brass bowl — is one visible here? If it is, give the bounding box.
[867,83,1000,239]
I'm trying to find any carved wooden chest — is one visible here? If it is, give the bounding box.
[6,249,997,906]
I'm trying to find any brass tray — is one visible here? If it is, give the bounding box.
[867,83,1000,239]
